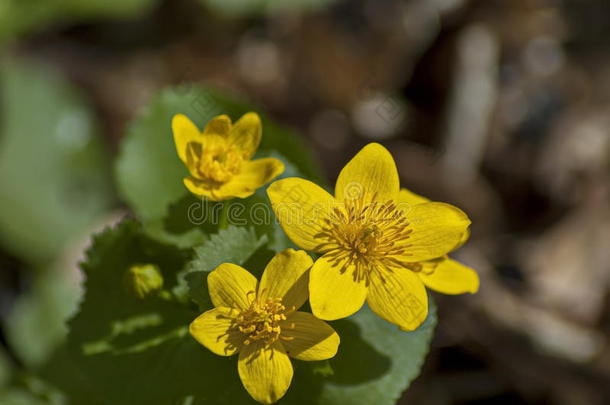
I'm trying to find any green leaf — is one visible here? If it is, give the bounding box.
[41,220,251,405]
[114,86,322,247]
[44,221,435,405]
[0,374,68,405]
[183,225,268,309]
[0,59,113,265]
[190,226,268,273]
[289,302,437,405]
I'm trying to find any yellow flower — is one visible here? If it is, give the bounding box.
[172,112,284,201]
[189,249,340,404]
[267,143,474,331]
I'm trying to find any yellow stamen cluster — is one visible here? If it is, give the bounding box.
[234,293,294,346]
[317,195,414,283]
[187,136,243,183]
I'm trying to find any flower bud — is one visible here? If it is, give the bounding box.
[125,264,164,299]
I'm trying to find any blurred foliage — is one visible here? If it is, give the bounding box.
[203,0,337,17]
[0,347,11,388]
[0,60,113,265]
[0,0,157,43]
[4,268,80,368]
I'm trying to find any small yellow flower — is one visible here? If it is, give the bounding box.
[267,143,475,330]
[172,112,284,201]
[189,249,340,404]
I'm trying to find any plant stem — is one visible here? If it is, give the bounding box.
[218,201,229,230]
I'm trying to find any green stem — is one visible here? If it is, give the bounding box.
[218,201,229,230]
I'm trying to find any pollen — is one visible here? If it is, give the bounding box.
[234,293,294,346]
[317,195,414,283]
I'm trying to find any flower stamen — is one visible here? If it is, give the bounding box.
[234,296,288,347]
[316,195,414,284]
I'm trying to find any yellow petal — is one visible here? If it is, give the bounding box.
[418,258,479,295]
[259,249,313,311]
[238,342,293,404]
[267,178,335,252]
[397,187,430,206]
[281,311,339,361]
[453,228,471,251]
[397,189,471,252]
[335,143,399,203]
[172,114,201,164]
[215,158,284,200]
[189,307,242,356]
[309,255,368,320]
[400,202,471,262]
[367,268,428,331]
[204,114,231,136]
[183,176,218,200]
[230,112,262,159]
[208,263,258,310]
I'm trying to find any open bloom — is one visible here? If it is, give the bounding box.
[172,112,284,201]
[190,249,340,404]
[267,143,473,330]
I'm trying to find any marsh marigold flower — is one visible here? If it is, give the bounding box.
[172,112,284,201]
[267,143,477,331]
[189,249,340,404]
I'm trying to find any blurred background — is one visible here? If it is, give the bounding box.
[1,0,610,404]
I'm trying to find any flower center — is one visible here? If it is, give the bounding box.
[187,136,244,184]
[234,294,293,346]
[198,146,243,183]
[317,196,414,283]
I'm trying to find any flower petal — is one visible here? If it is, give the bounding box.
[267,178,335,252]
[208,263,258,310]
[259,249,313,311]
[335,143,399,203]
[309,255,368,320]
[281,311,339,361]
[398,189,471,252]
[238,342,293,404]
[454,228,471,250]
[183,176,217,200]
[418,258,479,295]
[397,187,430,206]
[215,158,284,200]
[230,112,262,159]
[189,307,242,356]
[400,202,471,262]
[172,114,201,164]
[367,268,428,331]
[204,114,231,136]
